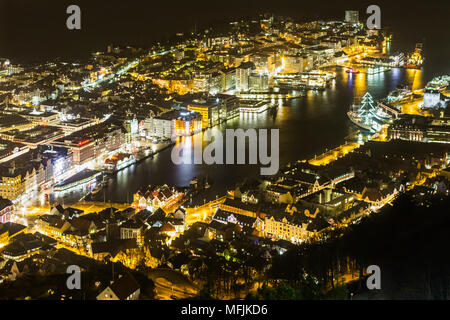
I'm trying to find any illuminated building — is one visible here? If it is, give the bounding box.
[265,185,294,204]
[208,72,222,94]
[2,125,65,148]
[248,73,269,91]
[281,55,305,73]
[220,67,236,91]
[299,189,356,216]
[152,78,194,95]
[143,116,172,140]
[249,53,275,75]
[0,140,29,164]
[0,222,26,248]
[144,110,201,140]
[96,273,140,300]
[0,114,34,134]
[53,169,101,192]
[239,100,271,113]
[134,185,184,211]
[187,100,221,128]
[35,214,71,239]
[387,116,450,143]
[1,233,42,262]
[0,163,35,201]
[51,121,126,165]
[219,198,265,219]
[173,111,202,137]
[422,89,449,109]
[193,75,210,92]
[235,62,255,92]
[211,208,264,238]
[0,145,69,200]
[120,219,144,245]
[263,208,323,244]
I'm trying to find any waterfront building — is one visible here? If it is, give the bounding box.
[235,62,255,92]
[172,110,202,137]
[216,94,240,119]
[210,208,264,238]
[134,185,184,211]
[143,115,172,140]
[422,89,449,109]
[219,197,266,219]
[35,214,71,240]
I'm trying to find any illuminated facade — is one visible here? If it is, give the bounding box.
[187,102,220,128]
[173,111,202,137]
[345,10,359,24]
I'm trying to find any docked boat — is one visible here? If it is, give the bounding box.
[346,67,360,74]
[91,184,102,195]
[53,169,102,192]
[405,43,424,69]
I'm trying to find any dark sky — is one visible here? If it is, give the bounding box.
[0,0,449,61]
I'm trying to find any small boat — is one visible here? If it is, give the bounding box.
[346,67,360,74]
